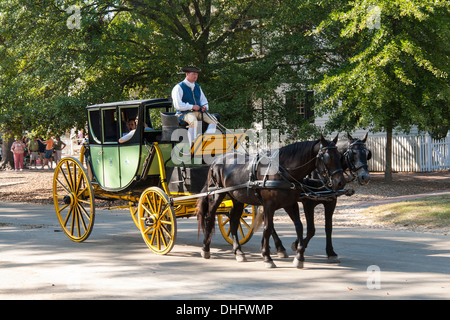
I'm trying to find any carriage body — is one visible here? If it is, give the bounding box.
[53,98,254,254]
[85,98,172,192]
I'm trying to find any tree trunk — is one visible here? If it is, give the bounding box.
[384,125,393,183]
[0,136,15,170]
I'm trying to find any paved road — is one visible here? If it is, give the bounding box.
[0,202,449,300]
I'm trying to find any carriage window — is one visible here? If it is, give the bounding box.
[102,108,119,143]
[119,106,139,137]
[88,109,102,144]
[146,107,167,130]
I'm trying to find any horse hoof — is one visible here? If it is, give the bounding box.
[327,256,340,264]
[264,261,277,269]
[236,254,247,263]
[277,250,289,258]
[293,257,304,269]
[201,250,211,259]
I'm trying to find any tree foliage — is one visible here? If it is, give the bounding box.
[0,0,448,166]
[311,0,449,140]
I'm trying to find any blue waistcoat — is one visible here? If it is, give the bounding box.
[180,81,201,106]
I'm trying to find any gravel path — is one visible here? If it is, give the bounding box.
[1,168,449,233]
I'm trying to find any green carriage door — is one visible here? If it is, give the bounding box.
[88,106,141,189]
[118,106,140,188]
[87,109,104,186]
[101,107,121,189]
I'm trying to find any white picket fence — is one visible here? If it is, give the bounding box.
[366,133,450,172]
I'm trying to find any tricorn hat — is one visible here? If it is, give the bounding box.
[181,66,201,73]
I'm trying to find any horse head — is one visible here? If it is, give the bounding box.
[316,134,347,191]
[344,132,371,185]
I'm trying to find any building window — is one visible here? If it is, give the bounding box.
[285,90,314,122]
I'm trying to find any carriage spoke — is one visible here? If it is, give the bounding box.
[143,225,155,236]
[77,184,88,196]
[159,228,168,248]
[74,205,81,238]
[56,177,71,195]
[72,163,78,193]
[77,202,92,224]
[142,203,155,217]
[240,218,252,230]
[238,223,245,239]
[76,204,88,234]
[63,206,73,228]
[70,205,76,236]
[65,161,74,191]
[145,194,156,213]
[57,203,70,214]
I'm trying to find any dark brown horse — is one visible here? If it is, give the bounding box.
[196,134,347,268]
[269,133,372,263]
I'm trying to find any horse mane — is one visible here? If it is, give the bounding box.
[278,139,319,164]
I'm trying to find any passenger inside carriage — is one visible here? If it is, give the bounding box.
[119,119,137,143]
[119,116,155,143]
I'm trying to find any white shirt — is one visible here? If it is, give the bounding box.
[171,78,209,112]
[119,129,135,143]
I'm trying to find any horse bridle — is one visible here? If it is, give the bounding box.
[343,141,370,181]
[316,144,343,187]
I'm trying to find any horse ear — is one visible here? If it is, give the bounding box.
[347,132,353,142]
[320,134,327,147]
[361,132,368,143]
[333,133,339,144]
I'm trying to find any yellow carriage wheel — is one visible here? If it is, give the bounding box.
[53,157,95,242]
[218,205,256,245]
[129,202,140,229]
[138,187,177,255]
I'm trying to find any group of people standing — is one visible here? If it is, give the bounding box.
[10,135,66,171]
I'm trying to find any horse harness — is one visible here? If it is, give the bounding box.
[170,144,348,204]
[245,143,344,202]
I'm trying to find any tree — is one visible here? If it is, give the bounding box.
[1,0,338,165]
[311,0,449,181]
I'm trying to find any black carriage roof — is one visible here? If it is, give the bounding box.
[86,98,172,109]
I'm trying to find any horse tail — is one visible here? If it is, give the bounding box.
[253,205,264,232]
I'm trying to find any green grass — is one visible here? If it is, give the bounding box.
[365,194,450,229]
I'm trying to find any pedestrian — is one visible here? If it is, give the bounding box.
[39,136,55,170]
[28,137,40,169]
[37,137,46,169]
[53,136,66,164]
[10,136,26,171]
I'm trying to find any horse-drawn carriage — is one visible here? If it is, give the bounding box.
[53,98,370,267]
[52,98,253,254]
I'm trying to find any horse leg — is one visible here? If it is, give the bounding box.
[229,201,247,262]
[291,200,316,252]
[303,200,317,249]
[201,193,226,259]
[285,203,304,269]
[261,206,276,268]
[324,199,340,263]
[271,228,288,258]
